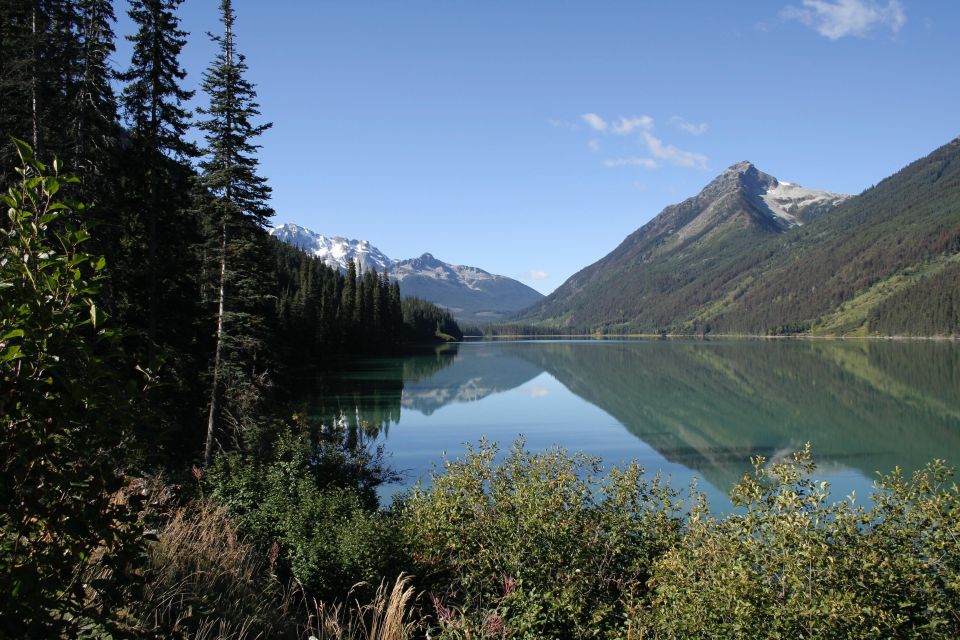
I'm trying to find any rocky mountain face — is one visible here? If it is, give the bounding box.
[519,138,960,336]
[517,161,849,329]
[269,224,544,324]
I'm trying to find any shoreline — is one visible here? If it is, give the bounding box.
[461,333,960,341]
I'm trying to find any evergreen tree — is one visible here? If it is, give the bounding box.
[0,0,82,174]
[118,0,196,347]
[197,0,273,464]
[67,0,119,193]
[342,258,358,343]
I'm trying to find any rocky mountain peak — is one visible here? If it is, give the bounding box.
[700,161,777,199]
[692,161,848,227]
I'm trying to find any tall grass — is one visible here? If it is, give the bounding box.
[306,575,419,640]
[129,483,419,639]
[135,496,298,638]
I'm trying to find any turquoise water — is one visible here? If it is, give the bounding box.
[302,339,960,510]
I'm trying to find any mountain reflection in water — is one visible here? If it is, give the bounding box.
[299,339,960,506]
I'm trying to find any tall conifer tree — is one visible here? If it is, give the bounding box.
[0,0,79,174]
[68,0,119,191]
[197,0,273,464]
[118,0,196,346]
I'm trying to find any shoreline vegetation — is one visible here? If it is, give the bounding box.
[2,0,958,638]
[462,332,960,341]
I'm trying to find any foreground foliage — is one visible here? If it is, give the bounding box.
[0,141,141,636]
[644,445,960,638]
[398,439,681,638]
[206,424,403,602]
[395,441,960,640]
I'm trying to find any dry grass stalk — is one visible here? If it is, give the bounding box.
[307,574,419,640]
[137,499,293,638]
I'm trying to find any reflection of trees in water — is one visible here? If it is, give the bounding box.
[298,341,546,444]
[511,339,960,493]
[299,345,461,441]
[293,339,960,497]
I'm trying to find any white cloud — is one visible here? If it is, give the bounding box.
[611,115,654,135]
[587,139,600,152]
[548,118,580,131]
[581,113,608,132]
[632,181,648,192]
[670,116,709,136]
[641,132,709,170]
[581,114,654,135]
[782,0,906,39]
[527,386,550,398]
[603,157,658,170]
[522,269,549,281]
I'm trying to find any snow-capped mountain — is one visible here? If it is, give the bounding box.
[733,161,850,227]
[270,223,392,273]
[269,223,544,324]
[517,161,851,329]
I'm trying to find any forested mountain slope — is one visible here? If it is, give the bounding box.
[516,138,960,336]
[517,161,848,330]
[709,137,960,335]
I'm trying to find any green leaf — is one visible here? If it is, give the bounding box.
[2,329,24,340]
[1,344,22,362]
[11,137,33,162]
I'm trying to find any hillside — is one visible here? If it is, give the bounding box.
[390,253,544,324]
[711,138,960,335]
[517,161,848,330]
[516,138,960,336]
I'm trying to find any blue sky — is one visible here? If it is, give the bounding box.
[114,0,959,295]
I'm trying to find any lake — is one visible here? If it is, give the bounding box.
[301,339,960,510]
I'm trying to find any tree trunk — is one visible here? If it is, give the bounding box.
[204,222,228,466]
[30,3,38,151]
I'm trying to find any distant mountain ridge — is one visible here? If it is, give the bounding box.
[517,161,850,329]
[270,223,544,324]
[517,138,960,336]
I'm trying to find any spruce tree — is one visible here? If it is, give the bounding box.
[0,0,79,175]
[197,0,273,464]
[67,0,119,192]
[118,0,196,347]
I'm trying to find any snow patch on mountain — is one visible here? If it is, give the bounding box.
[759,180,850,226]
[269,223,545,323]
[270,223,392,272]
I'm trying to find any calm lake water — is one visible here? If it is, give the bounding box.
[303,339,960,510]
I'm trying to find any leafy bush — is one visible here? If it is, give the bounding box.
[643,444,960,638]
[206,424,403,601]
[397,439,682,639]
[0,141,142,637]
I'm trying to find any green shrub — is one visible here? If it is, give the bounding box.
[397,439,682,639]
[206,426,403,601]
[643,444,960,639]
[0,141,142,637]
